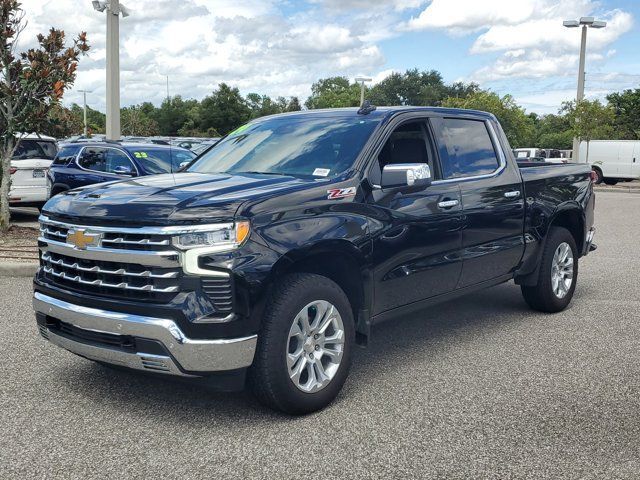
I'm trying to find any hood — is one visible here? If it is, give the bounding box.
[43,172,311,225]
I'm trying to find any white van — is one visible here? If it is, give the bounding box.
[579,140,640,185]
[9,134,58,208]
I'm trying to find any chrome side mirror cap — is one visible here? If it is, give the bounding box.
[113,165,134,176]
[381,163,432,190]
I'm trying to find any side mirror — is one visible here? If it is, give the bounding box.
[179,161,191,170]
[113,165,134,176]
[381,163,432,191]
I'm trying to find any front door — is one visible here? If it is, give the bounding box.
[366,119,464,316]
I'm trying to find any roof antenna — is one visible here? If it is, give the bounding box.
[357,100,376,115]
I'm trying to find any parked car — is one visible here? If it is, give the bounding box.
[34,107,596,414]
[46,142,196,197]
[190,139,220,156]
[9,134,58,209]
[513,148,568,164]
[579,140,640,185]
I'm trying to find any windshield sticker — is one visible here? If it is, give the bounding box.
[313,168,330,177]
[327,187,356,200]
[228,123,251,137]
[133,151,148,158]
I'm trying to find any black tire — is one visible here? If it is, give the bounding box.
[591,167,603,185]
[521,227,578,313]
[603,178,618,186]
[248,273,355,415]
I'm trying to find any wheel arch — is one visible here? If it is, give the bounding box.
[267,240,372,344]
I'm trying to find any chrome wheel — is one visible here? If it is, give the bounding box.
[286,300,345,393]
[551,242,574,299]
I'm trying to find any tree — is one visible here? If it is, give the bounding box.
[0,0,89,229]
[69,103,105,134]
[606,88,640,140]
[305,76,360,109]
[532,113,573,149]
[121,105,159,136]
[562,99,615,160]
[199,83,251,135]
[42,104,83,138]
[442,91,535,147]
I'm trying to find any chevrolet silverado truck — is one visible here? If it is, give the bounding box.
[33,107,596,414]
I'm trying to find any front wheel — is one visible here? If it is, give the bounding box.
[521,227,578,313]
[248,273,354,415]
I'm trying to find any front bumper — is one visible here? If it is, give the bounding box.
[34,292,257,377]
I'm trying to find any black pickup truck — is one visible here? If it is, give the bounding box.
[34,107,596,414]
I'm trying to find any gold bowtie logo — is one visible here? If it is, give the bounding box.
[66,229,101,250]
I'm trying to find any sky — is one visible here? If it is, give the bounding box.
[16,0,640,115]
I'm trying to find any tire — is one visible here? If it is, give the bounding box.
[521,227,578,313]
[248,273,355,415]
[603,178,618,186]
[591,167,603,185]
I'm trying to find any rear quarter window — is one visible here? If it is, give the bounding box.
[437,119,500,179]
[52,145,82,165]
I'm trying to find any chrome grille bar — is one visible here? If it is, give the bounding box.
[101,237,171,246]
[41,253,179,279]
[43,266,179,293]
[39,238,180,268]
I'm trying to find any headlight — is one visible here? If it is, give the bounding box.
[173,221,250,251]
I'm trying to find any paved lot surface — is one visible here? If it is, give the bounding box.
[8,207,40,229]
[1,192,639,479]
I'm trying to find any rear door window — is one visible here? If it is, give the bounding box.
[436,119,500,179]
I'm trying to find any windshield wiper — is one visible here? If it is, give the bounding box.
[233,171,286,176]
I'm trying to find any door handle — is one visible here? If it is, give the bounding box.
[437,199,459,209]
[504,190,521,199]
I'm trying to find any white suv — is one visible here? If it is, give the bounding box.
[9,134,58,209]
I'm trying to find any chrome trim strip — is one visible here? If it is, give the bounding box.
[39,238,180,268]
[40,215,234,235]
[34,292,257,372]
[41,252,179,278]
[101,237,171,246]
[42,266,179,293]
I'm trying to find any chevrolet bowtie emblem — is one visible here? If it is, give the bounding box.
[66,229,101,250]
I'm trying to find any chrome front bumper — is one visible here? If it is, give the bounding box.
[33,292,257,377]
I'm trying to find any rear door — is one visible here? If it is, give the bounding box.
[432,116,525,287]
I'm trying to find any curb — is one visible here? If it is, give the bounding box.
[594,186,640,194]
[0,262,39,277]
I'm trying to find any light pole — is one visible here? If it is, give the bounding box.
[78,90,91,136]
[563,16,606,161]
[92,1,130,141]
[355,76,372,107]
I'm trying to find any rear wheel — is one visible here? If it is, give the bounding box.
[521,227,578,313]
[249,273,354,414]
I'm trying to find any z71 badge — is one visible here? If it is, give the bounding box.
[327,187,357,200]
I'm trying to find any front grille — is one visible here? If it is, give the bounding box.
[41,251,181,302]
[202,277,234,314]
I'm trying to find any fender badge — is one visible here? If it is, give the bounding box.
[327,187,356,200]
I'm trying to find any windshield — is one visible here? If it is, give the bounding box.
[188,115,381,178]
[129,148,196,174]
[12,139,58,160]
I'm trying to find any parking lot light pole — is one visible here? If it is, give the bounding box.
[355,76,372,107]
[563,17,607,162]
[78,90,91,136]
[92,1,130,141]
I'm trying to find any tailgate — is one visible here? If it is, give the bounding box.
[11,160,51,187]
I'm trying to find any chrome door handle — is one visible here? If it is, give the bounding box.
[437,199,459,209]
[504,191,521,199]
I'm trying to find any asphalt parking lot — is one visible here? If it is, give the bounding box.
[1,191,639,479]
